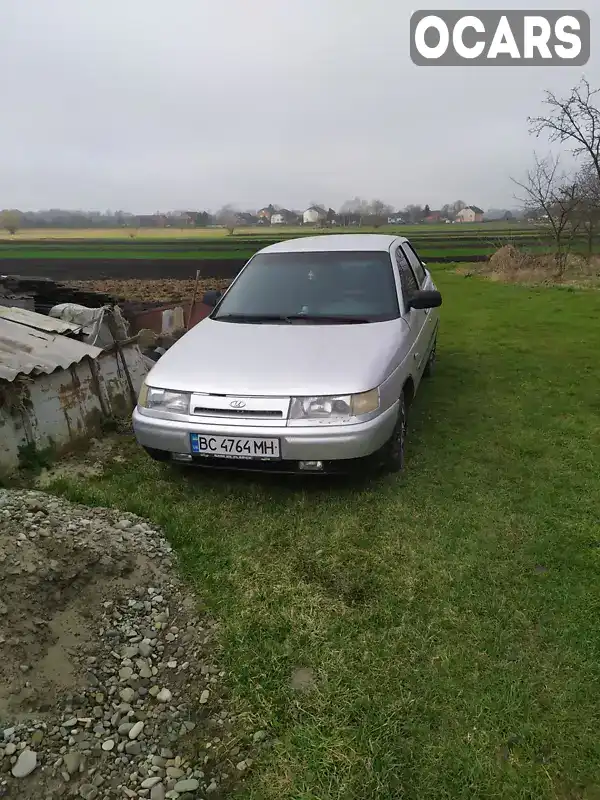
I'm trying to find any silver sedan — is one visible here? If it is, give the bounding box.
[133,234,441,474]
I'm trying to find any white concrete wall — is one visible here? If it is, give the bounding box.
[0,344,148,475]
[303,209,322,224]
[96,343,149,412]
[456,208,476,223]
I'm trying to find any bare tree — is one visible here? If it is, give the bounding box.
[339,197,370,226]
[0,210,21,235]
[339,197,367,213]
[403,204,425,224]
[440,200,466,220]
[574,162,600,260]
[513,154,583,276]
[529,79,600,184]
[369,199,394,227]
[448,200,466,218]
[215,204,238,235]
[370,199,393,215]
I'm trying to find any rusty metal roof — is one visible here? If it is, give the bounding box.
[0,306,83,335]
[0,315,102,382]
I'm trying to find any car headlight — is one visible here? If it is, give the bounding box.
[289,389,379,421]
[137,384,190,414]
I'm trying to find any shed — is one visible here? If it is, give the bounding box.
[0,309,149,475]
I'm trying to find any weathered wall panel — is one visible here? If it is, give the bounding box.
[0,345,149,475]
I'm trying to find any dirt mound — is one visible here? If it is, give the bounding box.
[468,245,600,286]
[65,279,231,306]
[487,244,529,273]
[0,490,267,799]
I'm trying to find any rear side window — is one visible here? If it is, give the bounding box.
[402,243,426,286]
[395,248,418,309]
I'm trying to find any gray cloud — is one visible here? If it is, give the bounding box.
[0,0,597,212]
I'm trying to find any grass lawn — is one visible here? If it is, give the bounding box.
[1,243,597,269]
[48,268,600,799]
[0,245,594,261]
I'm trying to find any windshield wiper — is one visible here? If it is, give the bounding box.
[215,314,294,324]
[284,315,372,324]
[215,313,372,325]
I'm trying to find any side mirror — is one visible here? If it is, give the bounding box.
[409,290,442,310]
[202,290,223,307]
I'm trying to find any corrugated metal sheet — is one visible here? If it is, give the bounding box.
[0,316,102,382]
[0,306,83,335]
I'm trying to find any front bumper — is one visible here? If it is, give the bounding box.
[132,402,399,467]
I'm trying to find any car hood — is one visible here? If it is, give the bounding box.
[145,317,406,396]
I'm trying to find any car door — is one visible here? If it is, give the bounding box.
[401,241,437,375]
[393,245,424,376]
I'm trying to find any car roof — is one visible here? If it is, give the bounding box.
[258,234,407,254]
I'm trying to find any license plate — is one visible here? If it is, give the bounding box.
[190,433,281,460]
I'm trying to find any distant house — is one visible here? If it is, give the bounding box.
[424,210,442,223]
[257,205,276,222]
[167,212,195,227]
[303,206,328,225]
[483,209,514,222]
[137,214,167,228]
[235,212,258,226]
[455,206,484,223]
[271,209,299,225]
[182,211,204,227]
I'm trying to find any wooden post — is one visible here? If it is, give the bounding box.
[186,269,201,330]
[105,308,137,408]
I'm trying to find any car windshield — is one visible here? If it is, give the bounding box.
[213,251,399,323]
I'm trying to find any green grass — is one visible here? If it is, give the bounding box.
[0,228,597,265]
[48,269,600,799]
[0,244,596,264]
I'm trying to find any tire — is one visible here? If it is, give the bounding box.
[423,336,437,378]
[379,392,408,474]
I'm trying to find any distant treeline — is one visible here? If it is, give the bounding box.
[0,203,525,231]
[1,210,216,229]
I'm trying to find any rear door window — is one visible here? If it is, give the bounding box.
[401,242,427,287]
[395,248,419,311]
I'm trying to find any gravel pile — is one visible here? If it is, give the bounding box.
[0,490,265,799]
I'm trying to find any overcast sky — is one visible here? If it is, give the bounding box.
[1,0,597,213]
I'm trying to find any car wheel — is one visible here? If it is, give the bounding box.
[379,393,407,474]
[423,337,437,378]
